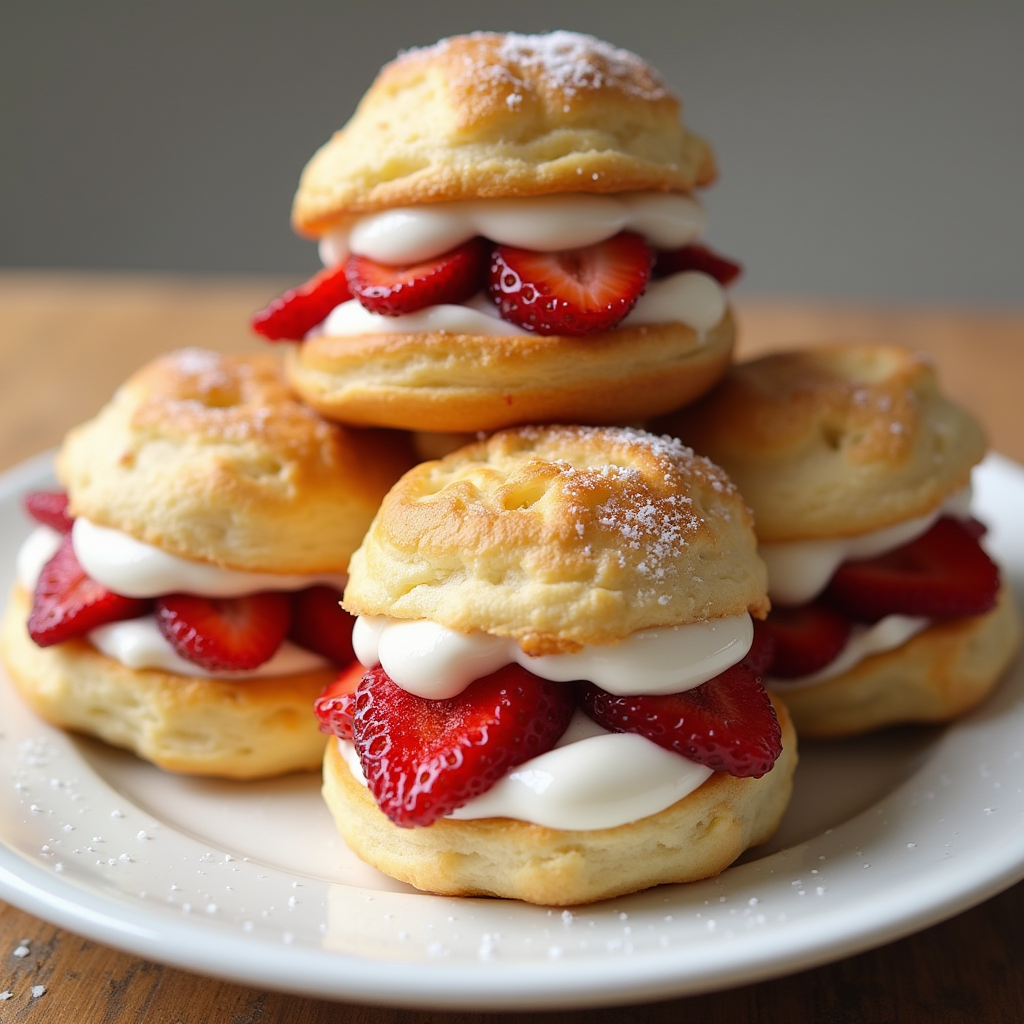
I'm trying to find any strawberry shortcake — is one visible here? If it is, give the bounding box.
[0,349,412,777]
[660,344,1022,738]
[315,425,797,905]
[252,31,740,432]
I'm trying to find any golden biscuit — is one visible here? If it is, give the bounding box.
[343,425,768,655]
[286,314,735,433]
[292,31,715,235]
[321,696,796,906]
[769,582,1022,738]
[1,586,332,778]
[58,348,413,573]
[659,344,986,542]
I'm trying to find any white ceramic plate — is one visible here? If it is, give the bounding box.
[1,452,1022,1011]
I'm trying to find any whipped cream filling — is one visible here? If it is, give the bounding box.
[89,617,327,679]
[317,271,726,340]
[72,518,347,599]
[767,614,930,692]
[313,190,727,340]
[762,488,974,606]
[338,708,715,831]
[320,192,708,267]
[352,613,753,700]
[17,524,332,679]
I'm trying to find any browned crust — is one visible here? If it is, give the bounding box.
[56,348,414,573]
[344,424,768,648]
[292,32,716,235]
[659,343,987,542]
[287,313,734,433]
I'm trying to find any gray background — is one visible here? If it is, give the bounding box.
[2,0,1022,305]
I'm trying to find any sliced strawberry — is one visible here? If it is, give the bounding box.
[961,516,988,542]
[488,231,653,335]
[155,592,291,672]
[250,264,352,341]
[353,663,575,828]
[759,603,852,678]
[288,585,356,665]
[740,618,777,678]
[24,490,74,533]
[28,535,149,647]
[654,243,743,286]
[314,661,367,739]
[346,237,489,316]
[825,516,1000,622]
[578,664,782,778]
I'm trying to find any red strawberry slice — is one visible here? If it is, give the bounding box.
[155,592,291,672]
[488,231,653,335]
[250,264,352,341]
[289,585,356,665]
[654,243,743,286]
[24,490,74,533]
[28,535,149,647]
[740,618,777,677]
[759,603,852,678]
[314,661,367,739]
[578,663,782,778]
[346,237,489,316]
[353,663,575,828]
[825,516,1000,622]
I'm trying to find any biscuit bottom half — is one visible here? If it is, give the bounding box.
[322,696,797,906]
[287,314,735,433]
[0,586,333,779]
[769,582,1022,739]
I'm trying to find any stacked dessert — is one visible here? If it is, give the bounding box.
[8,29,1015,908]
[253,31,741,433]
[661,345,1022,737]
[0,350,412,777]
[250,31,797,903]
[316,426,795,904]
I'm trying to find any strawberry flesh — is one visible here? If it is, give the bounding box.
[289,586,356,665]
[353,663,575,827]
[825,516,1000,622]
[578,663,782,778]
[654,243,743,286]
[740,618,777,678]
[24,490,74,533]
[759,603,852,678]
[250,264,352,341]
[28,535,149,646]
[488,231,653,335]
[155,591,291,672]
[346,237,489,317]
[314,661,367,739]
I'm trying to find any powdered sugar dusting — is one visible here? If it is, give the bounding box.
[405,31,669,105]
[495,31,667,100]
[506,425,740,602]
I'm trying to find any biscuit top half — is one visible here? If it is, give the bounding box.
[292,31,716,236]
[660,344,986,543]
[343,425,768,655]
[57,349,413,574]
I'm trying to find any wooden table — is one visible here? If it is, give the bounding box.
[0,271,1022,1022]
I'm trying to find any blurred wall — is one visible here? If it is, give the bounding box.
[2,0,1022,305]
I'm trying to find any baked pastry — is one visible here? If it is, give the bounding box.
[315,425,797,905]
[0,349,412,777]
[252,31,741,432]
[659,344,1022,737]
